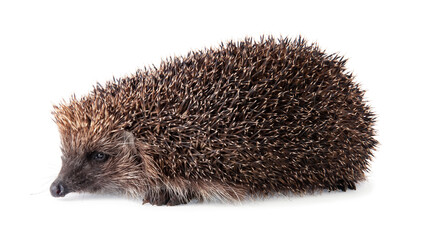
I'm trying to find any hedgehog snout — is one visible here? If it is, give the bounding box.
[50,179,70,197]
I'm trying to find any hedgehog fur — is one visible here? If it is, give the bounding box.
[51,36,377,206]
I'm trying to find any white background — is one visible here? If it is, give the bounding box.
[1,0,422,239]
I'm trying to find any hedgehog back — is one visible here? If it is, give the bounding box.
[102,37,376,195]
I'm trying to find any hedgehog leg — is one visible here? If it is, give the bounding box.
[167,191,193,206]
[143,188,192,206]
[142,189,170,206]
[335,180,356,192]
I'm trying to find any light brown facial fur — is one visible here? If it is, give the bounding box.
[51,36,377,205]
[51,100,147,197]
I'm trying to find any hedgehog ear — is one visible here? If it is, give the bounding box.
[122,131,158,178]
[121,130,137,153]
[121,130,153,167]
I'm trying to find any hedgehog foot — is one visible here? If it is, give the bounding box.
[143,188,192,206]
[334,180,357,192]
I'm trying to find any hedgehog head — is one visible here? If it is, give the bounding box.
[50,95,145,198]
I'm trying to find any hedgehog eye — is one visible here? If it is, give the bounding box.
[89,151,109,162]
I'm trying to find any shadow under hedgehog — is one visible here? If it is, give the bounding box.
[50,36,377,206]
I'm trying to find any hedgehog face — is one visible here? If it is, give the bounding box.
[50,130,143,197]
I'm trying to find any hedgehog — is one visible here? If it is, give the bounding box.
[50,36,377,206]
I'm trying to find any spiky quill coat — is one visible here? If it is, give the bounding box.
[52,36,377,205]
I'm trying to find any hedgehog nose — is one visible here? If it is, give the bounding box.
[50,180,68,197]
